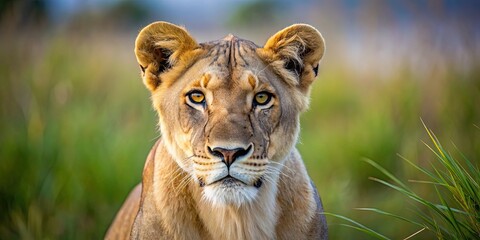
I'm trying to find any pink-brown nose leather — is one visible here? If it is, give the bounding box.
[208,146,251,167]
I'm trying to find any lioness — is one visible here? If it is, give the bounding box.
[106,21,327,240]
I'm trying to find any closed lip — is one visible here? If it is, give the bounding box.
[209,175,247,186]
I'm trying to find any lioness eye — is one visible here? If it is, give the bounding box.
[187,91,205,104]
[254,92,272,106]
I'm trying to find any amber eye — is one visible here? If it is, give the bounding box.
[254,92,272,106]
[187,91,205,104]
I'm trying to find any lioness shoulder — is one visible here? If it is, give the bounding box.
[106,21,327,240]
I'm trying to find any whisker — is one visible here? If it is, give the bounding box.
[163,155,195,188]
[178,177,191,191]
[265,166,294,184]
[150,134,161,143]
[263,169,289,186]
[261,174,279,186]
[165,166,187,187]
[266,165,294,180]
[174,173,193,194]
[268,161,295,180]
[268,161,295,174]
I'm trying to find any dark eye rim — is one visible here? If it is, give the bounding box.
[186,90,206,105]
[253,91,273,106]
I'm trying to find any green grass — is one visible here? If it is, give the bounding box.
[326,123,480,239]
[0,31,158,239]
[1,25,479,239]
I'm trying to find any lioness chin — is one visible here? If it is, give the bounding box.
[106,21,327,240]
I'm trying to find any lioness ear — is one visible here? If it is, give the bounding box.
[258,24,325,93]
[135,21,198,91]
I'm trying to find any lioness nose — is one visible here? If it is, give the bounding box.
[208,145,252,167]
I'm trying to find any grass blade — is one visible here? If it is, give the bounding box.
[355,208,426,229]
[323,212,390,240]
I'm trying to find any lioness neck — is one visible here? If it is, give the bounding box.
[153,141,280,240]
[195,174,280,240]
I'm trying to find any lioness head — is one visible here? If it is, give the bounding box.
[135,22,324,206]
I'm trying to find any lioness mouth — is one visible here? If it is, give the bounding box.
[210,176,244,186]
[208,176,263,188]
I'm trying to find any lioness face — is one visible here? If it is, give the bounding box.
[156,39,300,206]
[135,22,324,206]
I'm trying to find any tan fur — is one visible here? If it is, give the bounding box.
[106,21,327,240]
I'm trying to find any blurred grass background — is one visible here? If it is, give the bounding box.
[0,0,478,239]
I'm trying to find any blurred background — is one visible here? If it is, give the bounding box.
[0,0,479,239]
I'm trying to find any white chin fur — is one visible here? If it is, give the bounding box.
[202,183,258,207]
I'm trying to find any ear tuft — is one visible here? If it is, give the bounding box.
[258,24,325,92]
[135,21,198,91]
[284,58,302,78]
